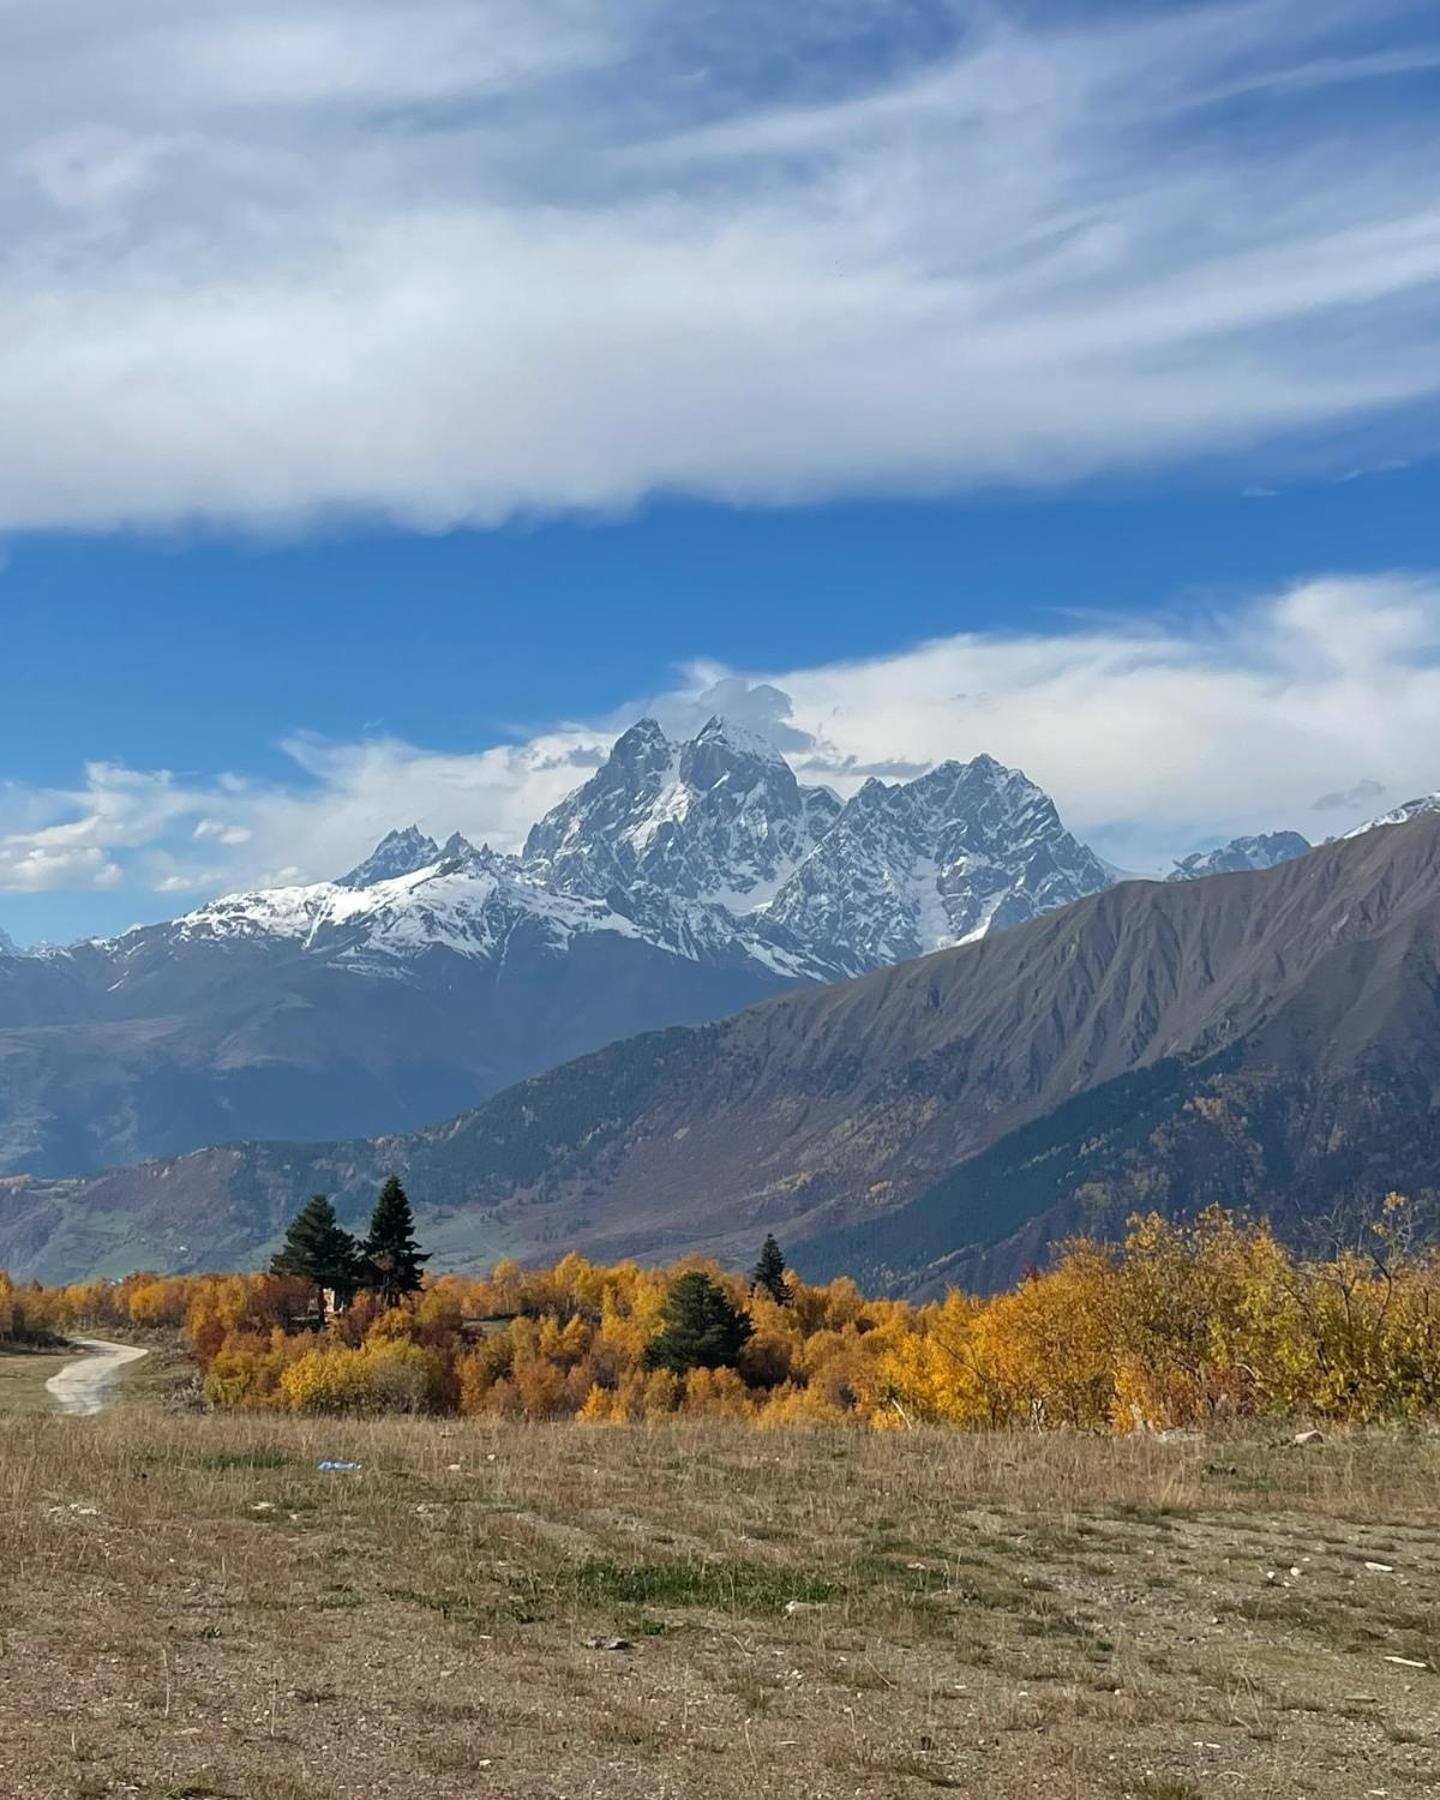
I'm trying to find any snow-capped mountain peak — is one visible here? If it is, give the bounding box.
[1,726,1152,1179]
[0,925,25,959]
[64,726,1124,1001]
[523,715,841,911]
[310,737,1114,986]
[688,712,788,766]
[437,832,509,873]
[137,850,640,975]
[759,753,1112,977]
[338,825,442,889]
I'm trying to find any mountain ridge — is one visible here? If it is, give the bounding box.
[0,719,1113,1178]
[6,813,1438,1285]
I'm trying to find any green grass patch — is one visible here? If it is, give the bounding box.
[554,1556,837,1614]
[198,1447,293,1472]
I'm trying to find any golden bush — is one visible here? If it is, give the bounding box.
[11,1201,1440,1430]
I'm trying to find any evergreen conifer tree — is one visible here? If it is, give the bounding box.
[362,1175,429,1308]
[270,1195,359,1320]
[644,1271,754,1374]
[751,1233,793,1306]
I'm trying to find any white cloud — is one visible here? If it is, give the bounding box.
[4,571,1440,907]
[0,843,123,892]
[764,574,1440,869]
[0,728,606,898]
[1,1,1439,530]
[192,819,252,845]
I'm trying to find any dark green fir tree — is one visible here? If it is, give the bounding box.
[270,1194,359,1320]
[751,1233,793,1306]
[362,1175,429,1308]
[644,1271,754,1375]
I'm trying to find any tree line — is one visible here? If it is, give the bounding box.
[10,1204,1440,1430]
[271,1182,788,1377]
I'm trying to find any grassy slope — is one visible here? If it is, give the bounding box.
[2,1409,1439,1799]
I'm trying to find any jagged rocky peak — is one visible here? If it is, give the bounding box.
[337,825,442,889]
[523,714,840,907]
[521,718,670,886]
[0,925,26,959]
[908,755,1070,850]
[1167,831,1312,882]
[683,713,785,779]
[453,836,538,886]
[119,734,1119,988]
[760,752,1113,977]
[435,831,509,873]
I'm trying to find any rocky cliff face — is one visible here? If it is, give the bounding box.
[761,754,1113,977]
[523,716,842,910]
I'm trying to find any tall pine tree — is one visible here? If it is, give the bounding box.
[751,1233,793,1306]
[362,1175,429,1308]
[270,1195,359,1321]
[644,1272,754,1375]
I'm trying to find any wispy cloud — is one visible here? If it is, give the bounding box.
[1,0,1439,530]
[4,573,1440,910]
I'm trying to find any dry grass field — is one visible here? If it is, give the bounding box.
[2,1373,1439,1798]
[0,1345,72,1411]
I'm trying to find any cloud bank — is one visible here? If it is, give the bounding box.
[4,573,1438,922]
[2,0,1440,530]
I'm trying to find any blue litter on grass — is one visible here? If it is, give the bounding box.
[317,1460,362,1471]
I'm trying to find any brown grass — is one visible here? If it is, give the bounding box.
[0,1344,73,1411]
[2,1409,1439,1798]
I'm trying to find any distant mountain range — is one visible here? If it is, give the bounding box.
[1165,830,1312,881]
[0,718,1123,1177]
[5,811,1439,1287]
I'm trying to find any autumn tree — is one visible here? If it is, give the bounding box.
[644,1271,754,1375]
[751,1234,793,1307]
[271,1195,360,1321]
[362,1176,429,1308]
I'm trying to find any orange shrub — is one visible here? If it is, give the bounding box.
[13,1201,1440,1429]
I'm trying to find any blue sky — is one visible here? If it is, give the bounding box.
[3,0,1440,943]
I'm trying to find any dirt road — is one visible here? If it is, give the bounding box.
[44,1338,148,1416]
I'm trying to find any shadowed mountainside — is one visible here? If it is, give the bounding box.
[3,815,1438,1285]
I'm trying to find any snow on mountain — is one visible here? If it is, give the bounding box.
[758,754,1113,978]
[0,926,25,958]
[437,832,486,867]
[1166,831,1312,881]
[337,825,441,889]
[1347,794,1440,836]
[523,716,842,913]
[128,821,639,978]
[0,726,1172,1180]
[138,852,639,972]
[81,724,1119,990]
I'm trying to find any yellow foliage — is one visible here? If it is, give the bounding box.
[682,1366,754,1420]
[279,1337,443,1414]
[12,1198,1440,1430]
